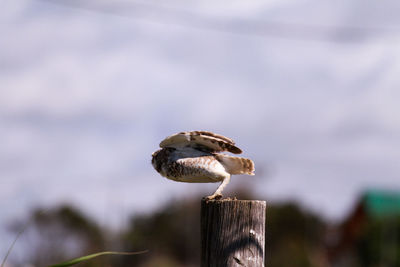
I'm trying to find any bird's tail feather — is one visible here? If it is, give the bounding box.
[216,154,255,175]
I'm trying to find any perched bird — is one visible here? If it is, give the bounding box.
[151,131,255,200]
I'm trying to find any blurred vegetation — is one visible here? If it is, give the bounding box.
[120,198,200,267]
[6,190,400,267]
[9,206,108,267]
[356,217,400,267]
[267,203,326,267]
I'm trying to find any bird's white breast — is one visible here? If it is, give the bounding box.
[163,147,229,183]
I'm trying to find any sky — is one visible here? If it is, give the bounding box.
[1,0,400,258]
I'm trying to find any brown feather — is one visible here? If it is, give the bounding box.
[160,131,242,154]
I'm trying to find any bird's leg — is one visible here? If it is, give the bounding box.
[206,175,231,200]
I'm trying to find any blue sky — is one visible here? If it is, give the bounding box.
[2,0,400,258]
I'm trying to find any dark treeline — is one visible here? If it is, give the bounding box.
[7,190,400,267]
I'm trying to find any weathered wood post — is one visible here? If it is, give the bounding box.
[201,199,266,267]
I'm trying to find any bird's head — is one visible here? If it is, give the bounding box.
[151,149,162,172]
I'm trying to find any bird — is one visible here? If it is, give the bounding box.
[151,131,255,200]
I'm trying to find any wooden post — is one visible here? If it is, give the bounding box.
[201,199,266,267]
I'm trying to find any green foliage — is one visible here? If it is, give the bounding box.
[3,206,148,267]
[48,251,148,267]
[8,192,400,267]
[9,205,109,267]
[267,203,326,267]
[119,192,326,267]
[356,216,400,267]
[33,206,104,247]
[120,197,201,267]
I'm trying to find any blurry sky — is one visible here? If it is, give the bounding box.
[2,0,400,257]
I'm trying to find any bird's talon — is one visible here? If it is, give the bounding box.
[204,194,223,201]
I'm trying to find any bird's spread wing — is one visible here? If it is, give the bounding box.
[159,131,242,154]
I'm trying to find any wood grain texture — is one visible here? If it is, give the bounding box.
[201,199,266,267]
